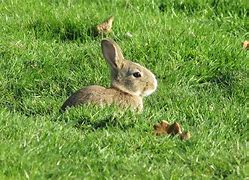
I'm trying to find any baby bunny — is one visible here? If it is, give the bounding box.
[61,39,157,112]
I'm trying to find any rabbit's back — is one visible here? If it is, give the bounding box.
[61,85,143,111]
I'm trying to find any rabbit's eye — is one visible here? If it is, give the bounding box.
[133,72,141,78]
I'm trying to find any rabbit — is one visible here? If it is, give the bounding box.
[61,39,157,112]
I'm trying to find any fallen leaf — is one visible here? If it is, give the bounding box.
[167,122,182,135]
[153,121,191,140]
[242,40,249,49]
[96,16,114,34]
[153,120,169,135]
[179,131,191,140]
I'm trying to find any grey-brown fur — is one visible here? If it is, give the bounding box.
[61,39,157,112]
[61,85,143,112]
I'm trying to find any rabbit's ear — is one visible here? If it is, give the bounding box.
[101,39,124,69]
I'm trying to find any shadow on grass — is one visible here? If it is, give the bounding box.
[74,115,135,131]
[28,19,97,42]
[198,72,235,88]
[192,71,242,99]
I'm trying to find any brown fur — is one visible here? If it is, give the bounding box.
[61,85,142,111]
[60,39,157,112]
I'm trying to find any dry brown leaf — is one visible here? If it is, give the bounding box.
[167,122,182,135]
[153,120,169,135]
[242,40,249,49]
[153,121,191,140]
[179,131,191,140]
[96,16,114,34]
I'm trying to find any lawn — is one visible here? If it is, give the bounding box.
[0,0,248,179]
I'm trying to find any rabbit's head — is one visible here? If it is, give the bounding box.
[101,39,157,97]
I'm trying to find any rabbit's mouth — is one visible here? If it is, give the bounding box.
[142,87,156,97]
[142,78,158,97]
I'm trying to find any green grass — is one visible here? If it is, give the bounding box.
[0,0,248,179]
